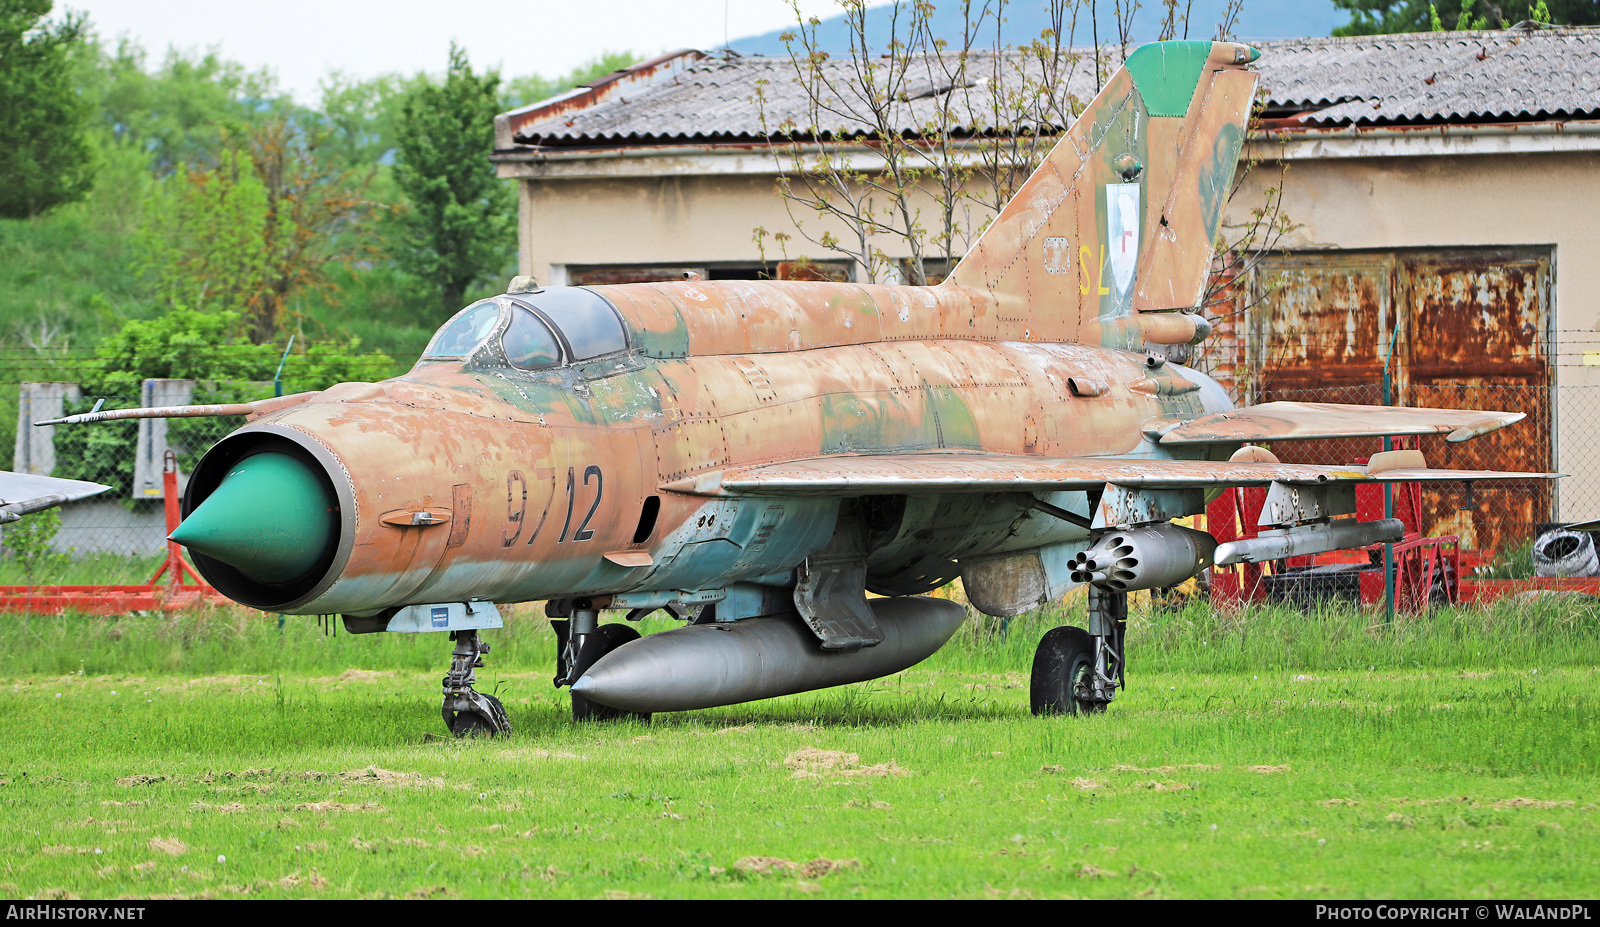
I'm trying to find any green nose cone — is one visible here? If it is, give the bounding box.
[170,452,336,585]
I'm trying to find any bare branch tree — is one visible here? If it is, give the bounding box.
[758,0,1293,354]
[760,1,1098,284]
[960,1,1089,225]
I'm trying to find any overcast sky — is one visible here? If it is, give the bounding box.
[65,1,869,103]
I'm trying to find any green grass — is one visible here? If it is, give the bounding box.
[1473,542,1537,581]
[0,553,167,588]
[292,262,441,372]
[1,600,1596,899]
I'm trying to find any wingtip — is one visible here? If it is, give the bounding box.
[1446,413,1526,443]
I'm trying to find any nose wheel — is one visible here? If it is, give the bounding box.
[1031,587,1125,716]
[442,629,512,737]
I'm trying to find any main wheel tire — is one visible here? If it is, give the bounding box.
[1031,625,1106,717]
[571,623,652,723]
[449,692,506,739]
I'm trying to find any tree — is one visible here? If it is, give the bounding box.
[392,44,515,311]
[90,306,273,394]
[243,116,377,342]
[138,147,273,329]
[317,71,419,176]
[137,119,376,343]
[0,0,95,218]
[88,304,392,396]
[86,40,281,177]
[758,0,1030,284]
[759,0,1292,397]
[1332,0,1599,34]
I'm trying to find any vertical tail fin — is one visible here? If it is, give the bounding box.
[946,41,1260,351]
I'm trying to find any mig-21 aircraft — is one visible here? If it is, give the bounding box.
[44,40,1554,736]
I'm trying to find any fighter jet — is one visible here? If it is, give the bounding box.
[43,40,1553,736]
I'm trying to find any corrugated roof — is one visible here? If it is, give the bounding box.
[502,25,1600,149]
[504,50,1101,147]
[1260,27,1600,125]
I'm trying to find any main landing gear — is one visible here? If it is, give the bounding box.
[1031,586,1126,716]
[442,629,512,737]
[550,603,652,723]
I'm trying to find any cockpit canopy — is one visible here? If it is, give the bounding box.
[422,287,629,370]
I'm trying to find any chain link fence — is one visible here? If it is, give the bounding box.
[0,383,245,585]
[1251,382,1565,565]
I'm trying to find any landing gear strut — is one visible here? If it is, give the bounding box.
[442,629,512,737]
[551,605,651,723]
[1031,586,1126,716]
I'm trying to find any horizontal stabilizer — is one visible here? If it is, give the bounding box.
[665,452,1559,497]
[1156,402,1525,445]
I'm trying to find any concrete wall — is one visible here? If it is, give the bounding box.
[14,383,79,477]
[49,499,171,556]
[512,155,998,287]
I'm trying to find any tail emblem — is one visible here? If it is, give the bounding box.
[1107,183,1142,295]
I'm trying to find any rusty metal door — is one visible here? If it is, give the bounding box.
[1241,252,1401,497]
[1242,248,1552,555]
[1400,251,1552,554]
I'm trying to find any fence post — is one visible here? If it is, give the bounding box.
[132,379,194,500]
[1382,316,1401,623]
[14,382,80,476]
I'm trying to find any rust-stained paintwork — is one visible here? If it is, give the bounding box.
[54,42,1557,627]
[1158,402,1524,445]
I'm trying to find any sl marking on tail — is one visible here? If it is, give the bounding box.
[1079,245,1110,297]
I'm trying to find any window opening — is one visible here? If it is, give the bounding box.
[424,301,501,358]
[503,306,562,370]
[526,288,628,361]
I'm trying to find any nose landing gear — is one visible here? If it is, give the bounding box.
[442,629,512,737]
[1031,587,1126,716]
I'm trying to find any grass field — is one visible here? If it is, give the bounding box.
[1,598,1596,899]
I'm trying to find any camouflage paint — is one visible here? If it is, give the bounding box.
[1199,121,1246,239]
[95,38,1533,630]
[168,41,1275,617]
[1124,41,1214,116]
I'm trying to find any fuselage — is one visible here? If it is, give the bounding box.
[180,280,1231,615]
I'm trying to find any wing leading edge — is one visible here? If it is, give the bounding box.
[664,452,1556,497]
